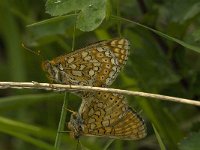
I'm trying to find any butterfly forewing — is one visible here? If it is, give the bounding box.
[42,38,129,87]
[68,91,147,140]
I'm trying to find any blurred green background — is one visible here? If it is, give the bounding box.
[0,0,200,150]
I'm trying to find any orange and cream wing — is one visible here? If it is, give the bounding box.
[42,38,129,87]
[68,91,147,140]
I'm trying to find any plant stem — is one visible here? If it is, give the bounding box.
[54,92,68,149]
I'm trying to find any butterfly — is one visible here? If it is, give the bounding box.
[67,91,147,140]
[42,38,129,88]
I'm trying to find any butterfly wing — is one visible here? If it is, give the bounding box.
[76,92,147,140]
[42,38,129,87]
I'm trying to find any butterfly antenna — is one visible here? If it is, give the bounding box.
[21,43,45,60]
[21,43,40,56]
[63,107,77,114]
[58,130,71,134]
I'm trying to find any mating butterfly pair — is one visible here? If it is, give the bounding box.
[42,38,147,140]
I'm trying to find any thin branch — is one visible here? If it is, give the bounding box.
[0,81,199,107]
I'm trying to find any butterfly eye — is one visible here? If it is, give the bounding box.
[71,113,78,120]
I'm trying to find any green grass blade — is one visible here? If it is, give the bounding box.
[54,92,69,149]
[0,126,55,150]
[103,139,115,150]
[0,116,55,140]
[111,15,200,53]
[152,124,167,150]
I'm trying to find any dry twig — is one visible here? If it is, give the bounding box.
[0,81,199,107]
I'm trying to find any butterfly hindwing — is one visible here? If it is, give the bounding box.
[68,91,147,140]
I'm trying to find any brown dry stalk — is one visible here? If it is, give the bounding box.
[0,81,199,106]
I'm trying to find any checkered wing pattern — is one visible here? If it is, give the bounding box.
[68,91,147,140]
[42,38,129,87]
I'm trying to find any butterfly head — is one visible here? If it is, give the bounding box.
[42,60,62,83]
[68,112,82,139]
[42,60,54,76]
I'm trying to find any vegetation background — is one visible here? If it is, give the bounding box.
[0,0,200,150]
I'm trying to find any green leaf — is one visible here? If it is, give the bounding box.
[46,0,90,16]
[76,1,106,31]
[179,131,200,150]
[45,0,106,31]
